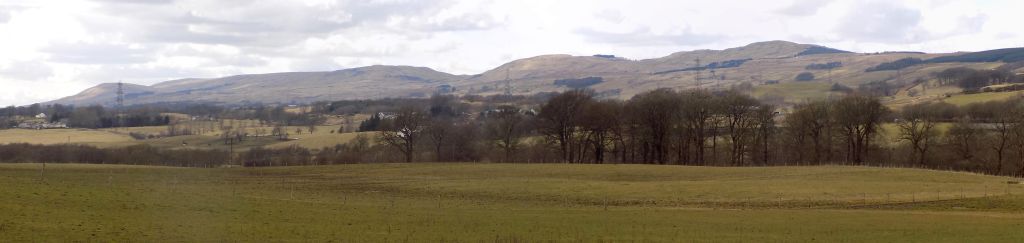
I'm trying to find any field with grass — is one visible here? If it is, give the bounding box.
[941,90,1024,106]
[0,128,135,146]
[2,163,1024,241]
[0,124,370,151]
[879,122,955,145]
[750,81,837,103]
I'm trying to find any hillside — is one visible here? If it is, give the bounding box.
[50,65,463,106]
[49,41,1024,106]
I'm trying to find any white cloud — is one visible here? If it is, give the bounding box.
[0,0,1022,106]
[575,26,727,47]
[835,1,927,43]
[0,60,53,80]
[776,0,835,16]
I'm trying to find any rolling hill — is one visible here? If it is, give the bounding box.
[50,65,465,106]
[48,41,1024,106]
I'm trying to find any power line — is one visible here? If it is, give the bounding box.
[116,81,124,129]
[504,68,512,96]
[694,57,701,87]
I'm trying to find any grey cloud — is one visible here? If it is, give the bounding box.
[595,10,624,24]
[0,5,30,23]
[0,91,45,107]
[43,43,154,64]
[214,55,267,67]
[141,27,252,45]
[95,5,319,47]
[84,0,462,48]
[575,27,726,46]
[79,65,212,84]
[405,13,501,32]
[995,32,1018,39]
[89,0,175,5]
[290,57,343,72]
[64,0,493,76]
[0,61,53,80]
[166,45,268,67]
[835,2,926,43]
[339,0,450,25]
[955,15,987,33]
[776,0,834,16]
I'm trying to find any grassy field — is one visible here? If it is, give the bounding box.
[879,122,954,145]
[0,128,135,146]
[750,81,837,103]
[267,131,375,149]
[2,163,1024,241]
[941,90,1024,106]
[0,124,370,150]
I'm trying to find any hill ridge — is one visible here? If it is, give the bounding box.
[47,41,1023,106]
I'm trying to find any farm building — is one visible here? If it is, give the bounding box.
[17,121,67,130]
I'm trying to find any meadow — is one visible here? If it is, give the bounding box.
[2,163,1024,241]
[0,125,368,150]
[0,128,135,147]
[941,90,1024,106]
[750,81,837,103]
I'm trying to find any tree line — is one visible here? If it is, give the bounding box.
[0,143,228,168]
[6,89,1024,177]
[354,89,1024,176]
[0,104,171,128]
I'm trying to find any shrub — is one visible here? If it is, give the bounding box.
[553,77,603,88]
[795,72,815,81]
[806,62,842,70]
[866,58,924,72]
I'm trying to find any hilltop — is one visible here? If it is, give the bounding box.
[50,65,464,106]
[48,41,1024,107]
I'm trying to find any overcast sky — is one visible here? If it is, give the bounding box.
[0,0,1021,106]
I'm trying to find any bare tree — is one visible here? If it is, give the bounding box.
[537,90,593,163]
[947,118,980,163]
[580,100,622,163]
[379,106,426,163]
[272,125,288,140]
[752,104,777,165]
[897,103,941,166]
[989,109,1016,174]
[1014,113,1024,177]
[720,91,759,166]
[832,95,889,164]
[785,101,832,164]
[626,89,680,164]
[484,105,528,162]
[425,117,454,162]
[679,90,715,165]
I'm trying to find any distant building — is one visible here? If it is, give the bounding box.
[377,112,397,119]
[34,113,47,119]
[436,84,455,94]
[17,121,67,130]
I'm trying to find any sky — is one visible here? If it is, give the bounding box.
[0,0,1021,106]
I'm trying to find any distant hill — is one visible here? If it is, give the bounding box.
[50,65,464,106]
[48,40,1022,107]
